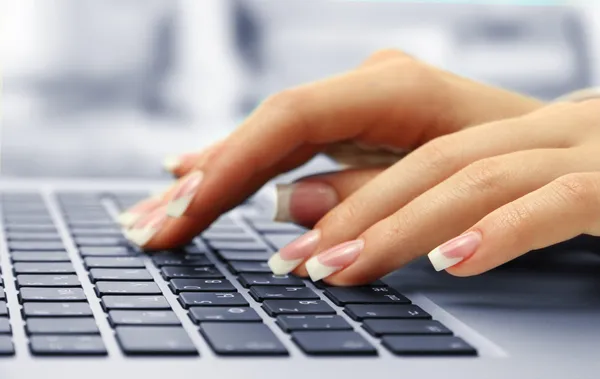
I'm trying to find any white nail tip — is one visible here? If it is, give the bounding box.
[116,212,140,227]
[427,247,464,272]
[163,156,181,172]
[124,227,157,247]
[273,184,293,222]
[166,195,193,218]
[268,253,303,275]
[305,257,340,282]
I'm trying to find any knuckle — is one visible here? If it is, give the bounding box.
[363,49,411,65]
[263,88,306,115]
[315,200,362,231]
[416,136,460,172]
[492,202,534,237]
[460,158,510,194]
[551,173,600,209]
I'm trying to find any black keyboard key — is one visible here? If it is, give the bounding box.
[292,331,376,356]
[102,296,171,310]
[89,268,153,282]
[250,222,305,234]
[363,320,452,337]
[262,233,301,250]
[313,280,386,289]
[22,303,93,317]
[0,302,7,317]
[262,300,335,316]
[84,257,145,269]
[8,241,65,251]
[26,318,99,334]
[324,287,410,305]
[161,266,224,279]
[217,251,271,261]
[109,310,181,326]
[202,231,255,242]
[5,224,56,233]
[20,287,86,302]
[11,252,70,262]
[200,323,288,356]
[184,243,212,255]
[74,237,128,246]
[169,279,235,293]
[209,241,267,251]
[277,315,352,332]
[29,336,106,356]
[79,246,134,257]
[188,307,262,323]
[238,273,305,288]
[6,232,61,241]
[250,286,319,301]
[228,261,271,274]
[67,221,116,228]
[382,336,477,356]
[178,293,248,308]
[0,288,5,301]
[14,262,75,274]
[0,336,14,355]
[71,228,122,236]
[95,282,161,296]
[204,225,244,234]
[152,255,212,267]
[345,304,431,321]
[116,326,197,355]
[16,275,80,287]
[0,319,11,334]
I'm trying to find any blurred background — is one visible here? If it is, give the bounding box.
[2,0,599,178]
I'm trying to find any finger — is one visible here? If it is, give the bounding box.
[439,172,600,276]
[164,139,227,178]
[274,168,384,228]
[286,105,576,278]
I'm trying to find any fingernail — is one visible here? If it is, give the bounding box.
[163,155,181,173]
[166,171,204,218]
[273,182,338,224]
[428,231,482,272]
[125,207,168,247]
[268,229,321,275]
[305,239,364,282]
[116,197,162,227]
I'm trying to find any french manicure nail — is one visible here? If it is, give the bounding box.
[273,182,339,224]
[428,231,482,271]
[163,155,181,173]
[305,239,364,282]
[116,197,162,227]
[166,171,204,218]
[125,207,168,247]
[268,229,321,275]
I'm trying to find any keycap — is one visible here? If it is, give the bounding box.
[8,241,65,251]
[101,296,171,310]
[204,225,245,234]
[151,255,212,267]
[6,232,61,241]
[362,320,452,337]
[84,257,145,268]
[0,319,12,334]
[200,323,288,356]
[382,336,477,356]
[67,221,116,228]
[16,275,80,287]
[217,251,271,261]
[276,315,352,332]
[161,266,224,279]
[95,282,161,296]
[238,273,305,288]
[71,228,122,236]
[178,293,248,308]
[4,216,53,224]
[262,300,335,316]
[29,336,106,356]
[0,302,7,317]
[79,246,133,256]
[169,279,236,293]
[262,233,302,250]
[26,318,99,334]
[345,304,430,321]
[324,287,410,305]
[184,243,212,255]
[5,224,56,233]
[209,241,267,251]
[74,237,128,246]
[0,288,5,301]
[22,303,93,317]
[20,287,86,302]
[250,286,319,301]
[250,222,304,234]
[0,336,14,355]
[11,252,70,262]
[313,280,387,289]
[109,310,181,326]
[228,261,271,274]
[292,331,376,356]
[116,326,197,355]
[188,307,262,323]
[89,268,153,282]
[14,262,75,274]
[202,231,255,241]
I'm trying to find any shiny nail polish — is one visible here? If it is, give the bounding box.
[166,171,204,218]
[273,182,339,225]
[125,207,168,247]
[428,231,482,271]
[268,229,321,275]
[305,239,364,282]
[116,197,162,227]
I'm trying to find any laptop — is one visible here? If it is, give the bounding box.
[1,2,600,379]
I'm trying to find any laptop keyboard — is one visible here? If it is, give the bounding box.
[0,191,477,358]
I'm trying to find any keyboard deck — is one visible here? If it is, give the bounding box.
[0,191,477,358]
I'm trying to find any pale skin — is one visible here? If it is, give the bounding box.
[119,49,600,285]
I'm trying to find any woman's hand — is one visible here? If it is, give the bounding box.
[118,50,546,282]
